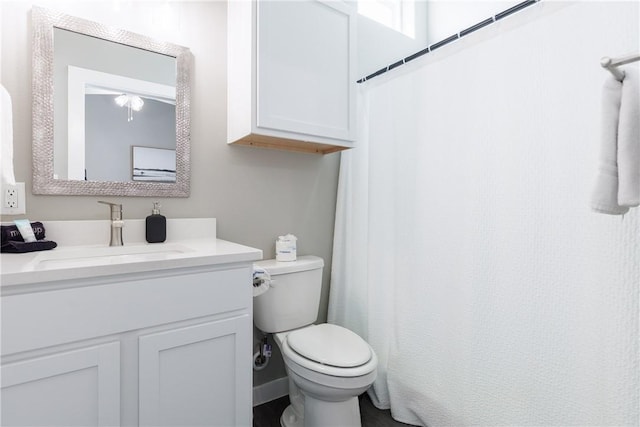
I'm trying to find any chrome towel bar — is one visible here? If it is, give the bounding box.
[601,53,640,81]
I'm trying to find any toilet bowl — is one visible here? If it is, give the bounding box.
[253,257,378,427]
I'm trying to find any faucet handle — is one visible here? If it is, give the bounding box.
[98,201,122,209]
[98,201,123,220]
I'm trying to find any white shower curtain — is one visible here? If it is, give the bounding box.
[328,2,639,426]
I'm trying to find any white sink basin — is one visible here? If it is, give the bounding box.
[29,243,195,270]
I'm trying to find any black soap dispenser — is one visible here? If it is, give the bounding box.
[146,202,166,243]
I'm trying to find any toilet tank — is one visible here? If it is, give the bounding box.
[253,256,324,333]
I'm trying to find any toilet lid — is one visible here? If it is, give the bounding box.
[287,324,371,368]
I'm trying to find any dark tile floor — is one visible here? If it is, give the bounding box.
[253,393,413,427]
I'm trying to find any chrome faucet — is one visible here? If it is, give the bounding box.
[98,201,124,246]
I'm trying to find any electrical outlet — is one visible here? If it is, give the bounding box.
[6,189,17,208]
[1,182,26,215]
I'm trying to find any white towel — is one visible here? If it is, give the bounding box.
[1,84,16,186]
[617,67,640,207]
[591,76,629,214]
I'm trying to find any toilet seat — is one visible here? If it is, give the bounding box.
[287,324,371,368]
[277,324,377,378]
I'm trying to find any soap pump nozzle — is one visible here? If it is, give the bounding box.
[152,202,161,215]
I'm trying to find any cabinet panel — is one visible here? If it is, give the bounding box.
[257,0,355,141]
[1,342,120,427]
[138,316,251,426]
[2,267,250,355]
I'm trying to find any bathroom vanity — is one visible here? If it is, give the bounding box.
[0,219,262,426]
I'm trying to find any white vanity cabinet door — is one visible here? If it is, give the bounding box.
[228,0,356,154]
[1,342,121,427]
[138,315,252,427]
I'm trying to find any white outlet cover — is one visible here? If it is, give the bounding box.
[1,182,26,215]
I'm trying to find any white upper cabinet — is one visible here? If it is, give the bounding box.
[228,0,356,154]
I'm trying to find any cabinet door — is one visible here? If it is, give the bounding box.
[1,342,121,427]
[257,0,356,141]
[138,315,252,427]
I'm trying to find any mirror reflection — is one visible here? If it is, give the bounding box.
[53,27,177,183]
[32,6,192,197]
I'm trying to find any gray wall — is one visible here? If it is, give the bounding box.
[85,95,176,182]
[1,1,340,387]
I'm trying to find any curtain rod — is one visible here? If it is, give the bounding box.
[357,0,540,83]
[601,53,640,81]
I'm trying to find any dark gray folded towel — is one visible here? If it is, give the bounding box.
[1,222,57,253]
[1,221,46,242]
[1,239,57,253]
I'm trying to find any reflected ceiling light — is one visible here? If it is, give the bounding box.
[114,94,144,122]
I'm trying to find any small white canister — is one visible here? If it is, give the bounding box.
[276,234,297,262]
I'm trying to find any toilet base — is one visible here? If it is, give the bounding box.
[304,394,361,427]
[280,404,302,427]
[279,396,361,427]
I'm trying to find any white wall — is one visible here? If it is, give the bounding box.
[0,0,340,387]
[425,0,521,43]
[355,1,429,78]
[355,1,524,79]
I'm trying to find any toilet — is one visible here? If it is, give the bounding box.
[254,256,378,427]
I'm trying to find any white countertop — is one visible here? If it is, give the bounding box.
[1,219,263,288]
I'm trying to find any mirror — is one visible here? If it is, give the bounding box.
[32,7,192,197]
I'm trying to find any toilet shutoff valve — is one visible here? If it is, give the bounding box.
[253,334,272,371]
[262,335,272,357]
[263,342,272,358]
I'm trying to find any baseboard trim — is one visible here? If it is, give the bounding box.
[253,376,289,407]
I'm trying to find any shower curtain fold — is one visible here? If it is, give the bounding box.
[328,88,394,411]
